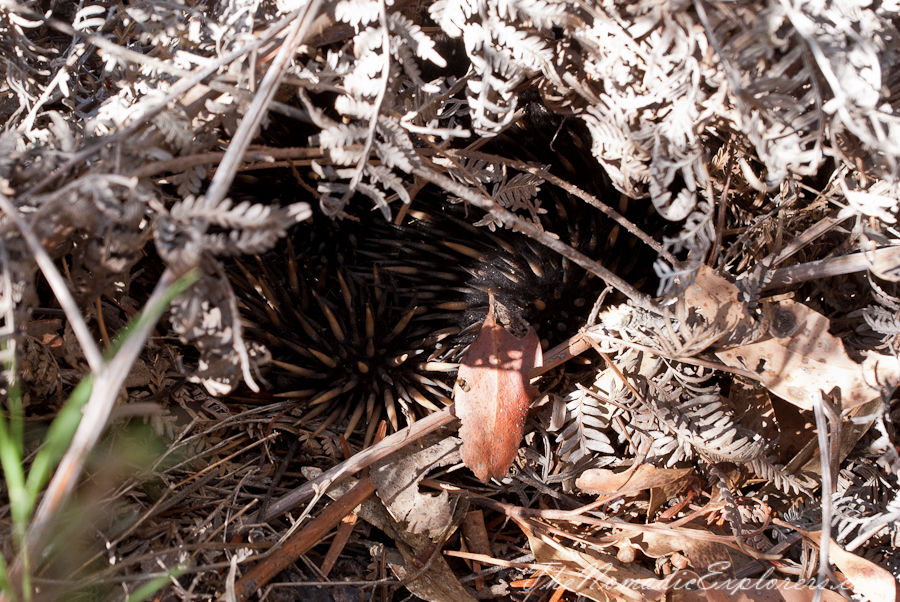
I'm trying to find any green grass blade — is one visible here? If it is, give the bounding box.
[23,268,199,510]
[23,375,93,510]
[0,361,27,541]
[104,269,200,360]
[0,549,9,594]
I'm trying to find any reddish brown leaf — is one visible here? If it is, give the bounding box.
[454,295,542,482]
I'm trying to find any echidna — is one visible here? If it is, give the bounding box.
[228,110,659,443]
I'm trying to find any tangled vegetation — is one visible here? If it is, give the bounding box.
[0,0,899,600]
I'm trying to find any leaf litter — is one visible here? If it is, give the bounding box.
[0,0,899,601]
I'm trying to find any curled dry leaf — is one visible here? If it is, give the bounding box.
[522,523,666,602]
[790,527,898,602]
[576,465,692,497]
[716,300,900,410]
[683,267,758,347]
[370,435,462,538]
[608,529,735,579]
[454,294,542,482]
[526,520,847,602]
[326,476,476,602]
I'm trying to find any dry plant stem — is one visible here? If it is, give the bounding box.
[766,214,850,267]
[459,556,538,583]
[186,434,278,486]
[199,498,259,553]
[21,62,217,198]
[129,147,324,179]
[709,137,735,266]
[764,245,900,289]
[19,4,308,200]
[443,148,676,265]
[204,0,324,206]
[344,0,391,198]
[257,439,301,522]
[442,551,554,572]
[811,391,838,602]
[1,3,194,78]
[320,512,357,577]
[0,193,104,371]
[213,259,261,392]
[845,505,900,552]
[263,579,402,590]
[581,331,761,380]
[251,406,457,524]
[4,267,184,595]
[537,333,594,375]
[470,495,766,548]
[231,476,376,601]
[71,471,219,578]
[411,165,656,312]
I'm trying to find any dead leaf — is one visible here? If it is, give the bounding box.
[791,527,897,602]
[523,524,665,602]
[828,545,899,602]
[327,476,477,602]
[460,510,492,557]
[631,531,683,559]
[680,537,735,580]
[525,524,738,602]
[576,465,692,497]
[370,435,462,538]
[454,294,542,482]
[460,510,492,590]
[25,318,63,338]
[683,266,757,345]
[670,573,846,602]
[626,530,735,578]
[728,381,778,445]
[385,544,479,602]
[716,300,900,410]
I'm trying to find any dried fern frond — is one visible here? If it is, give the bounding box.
[553,385,615,465]
[169,259,270,396]
[430,0,560,135]
[554,342,811,495]
[746,456,814,496]
[155,194,311,270]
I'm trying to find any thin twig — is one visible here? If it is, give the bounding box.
[248,407,456,525]
[441,148,676,265]
[764,245,900,289]
[19,5,308,200]
[232,476,376,601]
[343,0,391,199]
[23,267,190,565]
[811,390,837,602]
[204,0,324,206]
[411,164,657,312]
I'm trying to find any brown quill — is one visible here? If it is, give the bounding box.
[454,294,542,482]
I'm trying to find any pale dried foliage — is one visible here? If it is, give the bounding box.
[0,0,899,599]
